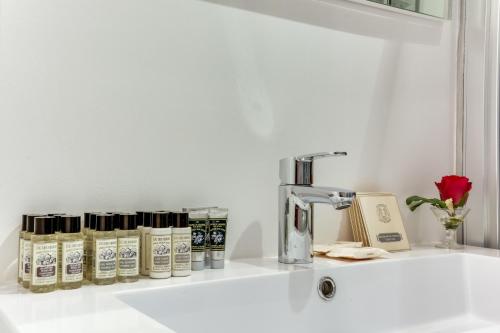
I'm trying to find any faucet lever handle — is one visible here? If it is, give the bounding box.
[280,151,348,185]
[295,152,347,161]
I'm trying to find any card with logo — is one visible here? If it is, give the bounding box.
[349,192,410,252]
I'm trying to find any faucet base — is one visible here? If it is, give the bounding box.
[278,257,313,265]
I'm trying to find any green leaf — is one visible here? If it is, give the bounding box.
[406,195,447,212]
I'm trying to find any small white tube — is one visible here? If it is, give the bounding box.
[187,209,209,271]
[149,212,171,279]
[208,208,228,269]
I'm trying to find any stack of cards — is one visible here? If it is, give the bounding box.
[348,192,410,252]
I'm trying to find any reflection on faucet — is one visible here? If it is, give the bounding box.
[278,152,355,264]
[288,186,355,210]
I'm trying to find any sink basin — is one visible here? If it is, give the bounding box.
[117,253,500,333]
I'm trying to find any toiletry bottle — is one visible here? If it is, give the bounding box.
[172,212,191,277]
[208,208,228,269]
[22,214,41,289]
[18,215,27,284]
[183,207,219,269]
[149,212,172,279]
[93,214,117,285]
[140,212,152,276]
[186,209,208,271]
[30,216,57,293]
[117,213,140,283]
[182,207,220,270]
[57,215,84,290]
[85,213,97,282]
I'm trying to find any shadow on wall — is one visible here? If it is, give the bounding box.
[201,0,444,45]
[313,204,354,244]
[0,226,19,283]
[336,210,354,241]
[230,221,264,259]
[355,41,401,190]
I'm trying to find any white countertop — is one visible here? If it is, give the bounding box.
[2,245,500,333]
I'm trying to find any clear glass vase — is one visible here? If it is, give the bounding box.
[430,206,470,250]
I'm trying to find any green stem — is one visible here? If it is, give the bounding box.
[406,195,447,212]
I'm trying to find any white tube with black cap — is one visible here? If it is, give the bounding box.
[208,208,228,269]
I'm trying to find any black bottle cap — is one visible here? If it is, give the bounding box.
[48,214,65,232]
[172,212,189,228]
[34,216,56,235]
[152,212,169,228]
[136,211,145,227]
[21,215,27,231]
[167,211,175,227]
[113,214,120,229]
[26,214,43,233]
[89,213,98,230]
[84,212,91,228]
[60,215,81,233]
[143,212,153,227]
[119,213,137,230]
[105,212,121,229]
[96,214,114,231]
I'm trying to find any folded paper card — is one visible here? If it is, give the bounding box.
[347,192,410,252]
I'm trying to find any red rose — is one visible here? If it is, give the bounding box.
[435,175,472,206]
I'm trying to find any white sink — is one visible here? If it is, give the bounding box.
[2,248,500,333]
[117,253,500,333]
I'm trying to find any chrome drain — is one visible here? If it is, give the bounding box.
[318,276,336,301]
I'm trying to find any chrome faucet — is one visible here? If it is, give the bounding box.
[278,152,356,264]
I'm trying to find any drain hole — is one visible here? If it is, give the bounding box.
[318,277,336,301]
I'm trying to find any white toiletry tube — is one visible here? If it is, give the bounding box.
[150,212,171,279]
[208,208,228,269]
[184,208,209,271]
[172,212,191,277]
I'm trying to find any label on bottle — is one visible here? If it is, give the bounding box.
[173,232,191,272]
[22,240,32,282]
[95,238,117,279]
[190,219,207,253]
[209,219,227,251]
[140,230,146,274]
[117,237,139,277]
[62,240,84,283]
[150,234,171,273]
[31,242,57,286]
[18,238,24,279]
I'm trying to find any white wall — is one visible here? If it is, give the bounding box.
[0,0,458,281]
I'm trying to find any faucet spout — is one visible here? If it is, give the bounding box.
[290,186,355,210]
